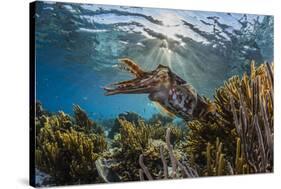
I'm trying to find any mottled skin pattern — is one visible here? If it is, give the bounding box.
[104,58,214,121]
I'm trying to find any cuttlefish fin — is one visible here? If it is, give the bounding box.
[119,58,145,78]
[152,101,175,118]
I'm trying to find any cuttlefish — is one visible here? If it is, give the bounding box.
[104,58,215,121]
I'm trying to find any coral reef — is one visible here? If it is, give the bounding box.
[73,105,104,135]
[108,112,145,138]
[139,128,198,180]
[35,62,273,186]
[183,62,273,174]
[148,113,174,125]
[35,104,107,185]
[204,138,229,176]
[95,158,121,182]
[228,63,274,173]
[108,118,186,181]
[36,101,51,117]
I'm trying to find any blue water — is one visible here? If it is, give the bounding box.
[35,1,273,120]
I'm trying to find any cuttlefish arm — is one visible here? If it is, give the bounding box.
[118,58,145,78]
[104,58,215,121]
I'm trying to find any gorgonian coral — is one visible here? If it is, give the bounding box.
[35,104,107,185]
[139,128,198,180]
[108,117,186,181]
[184,62,273,174]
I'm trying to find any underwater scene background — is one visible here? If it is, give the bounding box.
[35,1,273,120]
[33,1,274,187]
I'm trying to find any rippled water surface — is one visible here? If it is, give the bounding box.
[35,1,273,119]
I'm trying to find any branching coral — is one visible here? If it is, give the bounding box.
[148,113,174,125]
[35,104,107,185]
[139,128,198,180]
[203,137,250,176]
[204,138,229,176]
[228,62,273,173]
[108,118,186,181]
[184,62,273,174]
[108,112,145,138]
[113,117,185,152]
[73,105,104,135]
[109,118,163,181]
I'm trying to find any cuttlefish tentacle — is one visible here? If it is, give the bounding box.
[104,57,215,121]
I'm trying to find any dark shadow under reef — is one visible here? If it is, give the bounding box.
[34,62,273,186]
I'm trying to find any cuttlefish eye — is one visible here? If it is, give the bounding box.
[159,74,167,80]
[155,70,169,80]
